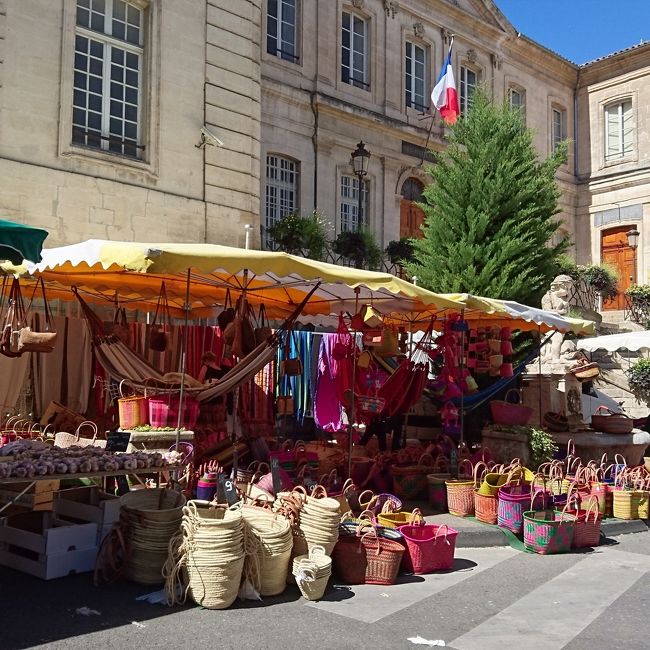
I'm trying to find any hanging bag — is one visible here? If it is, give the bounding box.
[17,277,58,353]
[149,281,170,352]
[112,306,130,344]
[217,289,236,331]
[281,329,303,377]
[1,278,24,358]
[255,303,273,346]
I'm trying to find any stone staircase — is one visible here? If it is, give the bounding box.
[587,315,648,419]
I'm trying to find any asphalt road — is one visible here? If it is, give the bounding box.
[2,531,649,650]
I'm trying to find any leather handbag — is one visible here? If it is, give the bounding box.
[255,303,273,346]
[281,330,303,376]
[217,289,235,331]
[1,278,23,357]
[17,277,57,354]
[112,306,130,344]
[149,281,170,352]
[277,395,294,416]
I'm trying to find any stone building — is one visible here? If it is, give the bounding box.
[0,0,261,248]
[0,0,648,317]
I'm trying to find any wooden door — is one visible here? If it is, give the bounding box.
[399,200,425,239]
[601,225,636,310]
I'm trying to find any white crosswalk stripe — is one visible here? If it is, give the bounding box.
[306,547,517,623]
[449,549,650,650]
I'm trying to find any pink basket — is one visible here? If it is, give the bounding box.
[490,389,533,426]
[398,523,458,573]
[498,485,550,535]
[148,395,199,429]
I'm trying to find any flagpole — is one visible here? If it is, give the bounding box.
[420,35,455,167]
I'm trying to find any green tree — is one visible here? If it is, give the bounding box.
[405,90,569,305]
[267,211,329,260]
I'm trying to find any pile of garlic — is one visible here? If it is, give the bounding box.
[0,445,168,479]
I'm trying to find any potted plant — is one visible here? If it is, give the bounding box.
[268,211,329,260]
[332,229,382,270]
[385,238,415,266]
[482,424,557,468]
[627,358,650,405]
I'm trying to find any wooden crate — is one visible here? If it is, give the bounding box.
[54,486,120,528]
[0,511,98,580]
[0,480,60,512]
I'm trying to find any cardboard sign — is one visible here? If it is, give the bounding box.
[219,474,238,506]
[270,456,282,495]
[105,430,131,452]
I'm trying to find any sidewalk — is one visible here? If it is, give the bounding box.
[403,501,650,547]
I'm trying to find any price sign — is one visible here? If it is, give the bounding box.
[105,430,131,452]
[270,456,282,495]
[219,474,238,506]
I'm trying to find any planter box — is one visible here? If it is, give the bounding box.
[481,429,530,465]
[0,511,97,580]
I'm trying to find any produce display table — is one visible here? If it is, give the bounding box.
[0,467,172,486]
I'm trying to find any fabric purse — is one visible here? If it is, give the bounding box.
[148,281,170,352]
[0,278,22,357]
[255,303,273,346]
[112,306,130,344]
[217,289,236,331]
[17,277,57,353]
[277,395,294,416]
[281,330,303,376]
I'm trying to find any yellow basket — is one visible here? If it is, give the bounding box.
[377,508,423,529]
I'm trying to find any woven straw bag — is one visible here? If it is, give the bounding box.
[445,459,477,517]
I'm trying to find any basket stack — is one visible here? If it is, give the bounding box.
[164,501,245,609]
[119,488,185,584]
[297,487,341,555]
[292,545,332,601]
[241,505,293,596]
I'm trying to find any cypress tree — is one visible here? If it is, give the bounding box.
[405,90,569,306]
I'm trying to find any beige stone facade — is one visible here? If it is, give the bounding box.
[0,0,261,248]
[0,0,648,291]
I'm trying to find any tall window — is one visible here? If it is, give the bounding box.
[605,100,634,161]
[267,0,298,62]
[341,11,368,90]
[552,107,566,152]
[73,0,144,158]
[265,155,299,248]
[340,175,369,232]
[405,42,426,111]
[459,66,477,115]
[508,87,524,111]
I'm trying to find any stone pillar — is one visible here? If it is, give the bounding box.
[204,0,262,248]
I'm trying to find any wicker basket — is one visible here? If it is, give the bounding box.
[377,507,423,529]
[398,523,458,573]
[612,489,649,520]
[392,453,432,501]
[591,407,634,434]
[474,489,498,525]
[523,508,576,555]
[331,523,404,585]
[489,389,533,426]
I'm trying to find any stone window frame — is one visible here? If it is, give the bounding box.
[264,0,302,67]
[602,93,637,167]
[550,103,567,154]
[507,82,526,119]
[336,163,375,236]
[339,3,377,97]
[58,0,160,179]
[458,61,481,117]
[264,153,301,248]
[404,35,431,115]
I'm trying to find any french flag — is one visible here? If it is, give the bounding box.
[431,42,459,125]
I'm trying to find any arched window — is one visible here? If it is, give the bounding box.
[401,178,424,202]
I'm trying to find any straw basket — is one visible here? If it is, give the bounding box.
[489,389,533,426]
[377,507,423,529]
[445,460,478,517]
[118,382,148,429]
[498,484,549,536]
[566,496,603,548]
[120,488,186,584]
[392,453,432,501]
[241,505,293,596]
[331,523,404,585]
[612,489,649,520]
[164,501,244,609]
[591,407,634,434]
[292,545,332,601]
[398,523,458,573]
[523,508,576,555]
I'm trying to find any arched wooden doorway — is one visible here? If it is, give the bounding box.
[400,178,426,239]
[601,225,637,310]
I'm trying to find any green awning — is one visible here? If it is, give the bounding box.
[0,219,48,264]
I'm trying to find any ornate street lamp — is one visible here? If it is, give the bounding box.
[627,228,640,284]
[350,141,370,232]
